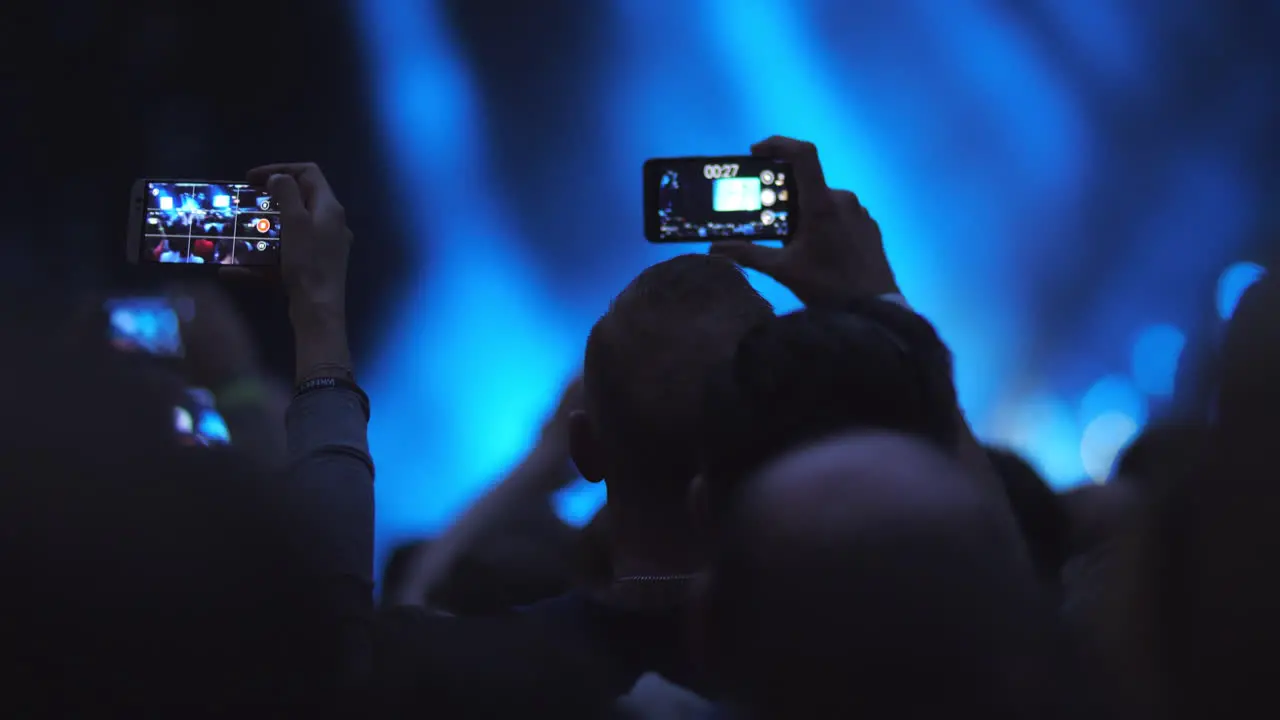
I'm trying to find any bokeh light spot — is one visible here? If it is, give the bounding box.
[1080,412,1140,483]
[1216,261,1266,321]
[1079,375,1148,428]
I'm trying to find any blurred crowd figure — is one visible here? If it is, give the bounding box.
[0,137,1277,720]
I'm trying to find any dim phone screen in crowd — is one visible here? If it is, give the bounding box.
[175,387,232,447]
[104,296,192,357]
[128,180,281,266]
[643,157,795,243]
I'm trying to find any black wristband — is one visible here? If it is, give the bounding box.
[295,376,371,422]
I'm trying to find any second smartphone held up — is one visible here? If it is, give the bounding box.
[643,156,796,243]
[127,180,281,266]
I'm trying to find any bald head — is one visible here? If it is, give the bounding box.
[743,431,991,539]
[704,432,1080,718]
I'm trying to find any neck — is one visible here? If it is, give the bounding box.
[606,493,705,580]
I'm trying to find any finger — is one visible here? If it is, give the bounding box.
[247,163,333,209]
[709,240,786,275]
[266,174,308,226]
[751,138,836,224]
[247,163,308,185]
[830,189,864,210]
[247,162,323,185]
[750,136,829,193]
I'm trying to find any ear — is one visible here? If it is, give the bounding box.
[569,410,605,483]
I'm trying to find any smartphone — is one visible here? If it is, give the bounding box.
[174,386,232,446]
[104,296,192,357]
[643,156,795,243]
[127,179,281,266]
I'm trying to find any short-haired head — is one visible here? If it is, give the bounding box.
[698,300,959,527]
[572,254,773,505]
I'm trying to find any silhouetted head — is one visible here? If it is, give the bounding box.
[699,432,1082,719]
[1218,276,1279,441]
[697,300,959,529]
[571,255,773,512]
[985,447,1071,594]
[1114,422,1210,495]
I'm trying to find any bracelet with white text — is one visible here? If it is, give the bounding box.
[294,376,371,421]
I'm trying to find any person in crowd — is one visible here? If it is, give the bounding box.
[154,237,203,264]
[986,447,1072,596]
[1067,276,1280,720]
[191,236,217,263]
[0,162,373,715]
[698,431,1091,719]
[697,302,962,527]
[383,375,585,614]
[704,137,1014,521]
[174,280,293,466]
[1216,274,1278,440]
[1113,422,1210,496]
[372,251,782,716]
[378,136,996,715]
[523,251,775,696]
[1159,276,1280,718]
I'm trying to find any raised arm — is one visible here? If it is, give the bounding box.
[247,161,375,688]
[709,137,1010,521]
[388,376,581,607]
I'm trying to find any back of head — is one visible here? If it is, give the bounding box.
[700,301,959,524]
[1114,422,1210,500]
[985,447,1071,593]
[1218,276,1279,441]
[582,254,773,499]
[702,432,1083,719]
[0,331,319,715]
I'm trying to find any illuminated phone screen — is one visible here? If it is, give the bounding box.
[644,157,795,242]
[175,387,232,447]
[105,297,186,357]
[141,181,280,266]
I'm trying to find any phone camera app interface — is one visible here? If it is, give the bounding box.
[143,182,280,266]
[655,160,792,241]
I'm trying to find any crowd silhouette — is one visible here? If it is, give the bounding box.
[1,137,1276,719]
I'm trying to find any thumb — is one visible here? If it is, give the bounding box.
[708,241,785,274]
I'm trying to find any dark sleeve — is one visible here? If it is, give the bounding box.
[373,605,623,719]
[284,387,375,689]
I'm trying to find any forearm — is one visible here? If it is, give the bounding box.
[292,304,353,382]
[285,317,374,683]
[390,445,574,606]
[285,387,374,579]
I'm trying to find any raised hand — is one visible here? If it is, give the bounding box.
[246,162,354,382]
[710,136,899,308]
